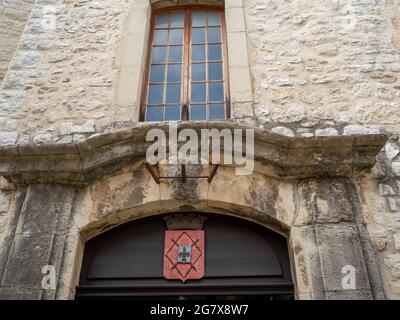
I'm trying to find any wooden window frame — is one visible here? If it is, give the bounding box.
[140,6,230,122]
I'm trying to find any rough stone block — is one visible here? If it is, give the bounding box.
[316,224,373,294]
[290,225,325,299]
[15,185,75,235]
[0,132,18,147]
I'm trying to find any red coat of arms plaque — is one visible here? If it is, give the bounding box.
[163,223,205,282]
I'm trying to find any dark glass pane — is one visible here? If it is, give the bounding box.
[208,82,224,102]
[150,65,165,83]
[208,62,223,81]
[209,104,225,120]
[169,29,183,45]
[148,85,164,104]
[208,27,221,43]
[192,63,205,81]
[146,106,163,121]
[208,12,221,26]
[154,30,168,45]
[192,11,206,27]
[166,84,181,103]
[152,47,166,63]
[208,44,222,61]
[165,106,181,120]
[170,12,184,28]
[191,45,205,61]
[190,105,206,120]
[155,14,169,29]
[191,83,206,102]
[192,28,205,43]
[168,46,182,62]
[167,64,182,83]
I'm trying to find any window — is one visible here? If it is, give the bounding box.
[141,8,229,121]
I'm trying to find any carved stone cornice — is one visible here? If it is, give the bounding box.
[0,121,387,185]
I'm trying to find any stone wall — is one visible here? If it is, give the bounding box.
[0,0,138,146]
[0,0,35,84]
[244,0,400,130]
[1,0,399,141]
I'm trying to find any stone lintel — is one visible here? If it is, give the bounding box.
[0,121,387,185]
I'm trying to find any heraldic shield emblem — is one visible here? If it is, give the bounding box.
[163,214,206,282]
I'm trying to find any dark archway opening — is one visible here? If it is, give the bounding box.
[75,213,294,300]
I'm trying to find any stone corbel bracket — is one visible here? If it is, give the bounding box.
[0,121,387,186]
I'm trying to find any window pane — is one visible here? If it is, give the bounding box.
[146,10,228,122]
[152,47,166,63]
[165,106,181,120]
[167,64,182,83]
[208,82,224,102]
[192,11,206,27]
[169,29,183,45]
[192,45,205,61]
[146,106,163,121]
[166,84,181,103]
[208,62,223,81]
[209,104,225,119]
[190,105,206,120]
[170,12,184,28]
[150,65,165,83]
[208,12,221,26]
[148,85,164,104]
[168,46,182,62]
[154,30,168,45]
[192,28,205,43]
[208,27,221,43]
[208,44,222,61]
[192,63,206,81]
[191,83,206,102]
[155,14,169,29]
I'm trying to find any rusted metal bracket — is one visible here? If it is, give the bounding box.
[145,163,219,185]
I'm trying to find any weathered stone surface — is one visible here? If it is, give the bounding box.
[271,105,305,123]
[32,133,53,144]
[0,132,18,146]
[343,125,381,136]
[0,185,75,299]
[271,126,294,137]
[297,178,355,224]
[315,128,338,137]
[290,225,325,299]
[316,224,373,297]
[0,122,386,185]
[0,0,35,83]
[393,234,400,251]
[60,121,96,135]
[385,143,400,160]
[391,162,400,176]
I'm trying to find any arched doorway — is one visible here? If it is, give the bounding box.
[75,213,294,300]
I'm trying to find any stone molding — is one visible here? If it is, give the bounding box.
[0,121,387,185]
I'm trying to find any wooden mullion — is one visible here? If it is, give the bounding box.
[182,9,191,121]
[221,10,230,119]
[139,14,156,121]
[205,11,209,121]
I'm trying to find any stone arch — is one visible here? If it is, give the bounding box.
[75,163,293,241]
[56,161,295,299]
